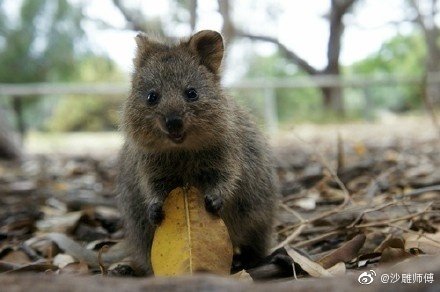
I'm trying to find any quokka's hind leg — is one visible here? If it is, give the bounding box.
[231,224,271,272]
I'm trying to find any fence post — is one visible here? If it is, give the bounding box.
[362,88,374,121]
[263,87,278,137]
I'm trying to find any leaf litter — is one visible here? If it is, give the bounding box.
[0,125,439,282]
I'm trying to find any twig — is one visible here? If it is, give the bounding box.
[285,132,352,223]
[348,200,403,228]
[293,230,342,248]
[354,202,433,228]
[279,203,305,222]
[402,185,440,197]
[336,132,344,175]
[364,166,398,201]
[420,73,440,142]
[272,204,307,250]
[98,245,109,276]
[292,132,351,197]
[279,201,360,235]
[273,225,308,251]
[388,224,440,246]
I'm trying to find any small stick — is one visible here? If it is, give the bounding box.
[348,200,401,228]
[354,202,433,228]
[336,132,344,175]
[402,185,440,198]
[388,224,440,245]
[293,230,342,248]
[272,204,307,250]
[98,245,109,276]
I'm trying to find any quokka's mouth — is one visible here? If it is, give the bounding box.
[168,132,185,144]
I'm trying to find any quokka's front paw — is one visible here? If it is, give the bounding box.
[204,193,223,215]
[148,202,164,225]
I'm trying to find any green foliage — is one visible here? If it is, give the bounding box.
[0,0,88,131]
[0,0,124,132]
[350,33,426,111]
[46,55,123,132]
[242,34,428,125]
[0,0,85,83]
[46,96,120,132]
[242,52,329,124]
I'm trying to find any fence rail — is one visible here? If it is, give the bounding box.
[1,74,439,135]
[1,73,440,96]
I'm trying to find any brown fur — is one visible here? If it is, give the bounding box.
[117,30,277,274]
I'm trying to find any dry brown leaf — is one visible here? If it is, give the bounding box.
[5,262,59,273]
[318,234,366,269]
[231,269,253,282]
[1,250,32,265]
[25,237,60,258]
[151,187,233,276]
[375,237,412,263]
[59,261,89,275]
[380,247,412,263]
[285,247,332,277]
[353,141,367,156]
[375,237,405,253]
[403,232,440,254]
[326,262,346,276]
[44,233,128,268]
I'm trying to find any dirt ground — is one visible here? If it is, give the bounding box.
[1,115,439,289]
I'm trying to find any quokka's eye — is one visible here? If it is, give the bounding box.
[146,90,160,105]
[185,88,198,102]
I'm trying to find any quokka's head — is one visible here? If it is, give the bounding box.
[123,30,231,151]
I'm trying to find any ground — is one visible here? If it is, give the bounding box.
[0,115,439,289]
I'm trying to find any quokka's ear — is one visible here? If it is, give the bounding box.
[187,30,224,74]
[133,33,162,67]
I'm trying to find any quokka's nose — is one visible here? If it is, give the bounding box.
[165,116,183,133]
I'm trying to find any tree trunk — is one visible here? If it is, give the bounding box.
[12,96,26,138]
[409,0,440,107]
[0,108,21,160]
[426,33,440,107]
[189,0,197,32]
[322,86,344,116]
[321,0,355,116]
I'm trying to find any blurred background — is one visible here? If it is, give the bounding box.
[0,1,439,277]
[0,0,439,157]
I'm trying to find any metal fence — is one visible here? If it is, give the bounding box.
[0,73,439,135]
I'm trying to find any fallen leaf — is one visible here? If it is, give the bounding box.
[375,237,412,263]
[44,233,129,269]
[36,211,83,233]
[25,237,60,258]
[53,253,75,268]
[0,261,20,272]
[318,234,366,269]
[151,187,233,276]
[353,141,367,156]
[292,197,316,210]
[59,261,89,275]
[285,247,332,277]
[380,247,412,263]
[403,232,440,255]
[5,262,58,273]
[231,269,253,282]
[326,262,346,276]
[375,237,405,253]
[1,250,32,265]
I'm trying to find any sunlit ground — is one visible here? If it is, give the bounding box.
[23,114,437,156]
